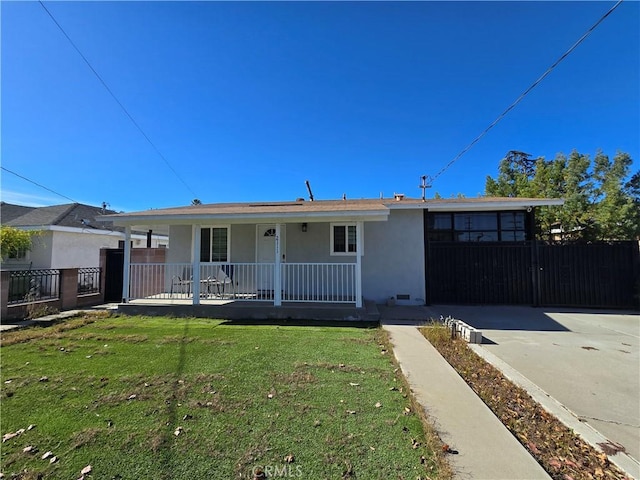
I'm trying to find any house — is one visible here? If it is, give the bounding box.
[0,202,168,270]
[104,195,580,318]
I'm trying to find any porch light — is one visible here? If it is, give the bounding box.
[301,223,308,232]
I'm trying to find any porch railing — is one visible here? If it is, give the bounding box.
[128,262,356,304]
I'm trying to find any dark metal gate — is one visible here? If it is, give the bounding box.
[537,242,639,308]
[427,242,533,305]
[426,241,639,309]
[104,249,124,303]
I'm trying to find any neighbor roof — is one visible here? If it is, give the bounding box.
[0,202,36,223]
[1,202,121,231]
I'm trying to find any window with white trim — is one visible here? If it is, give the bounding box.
[200,226,229,262]
[331,223,357,255]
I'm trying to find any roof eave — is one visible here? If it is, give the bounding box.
[103,209,391,227]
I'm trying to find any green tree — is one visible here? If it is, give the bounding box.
[0,226,37,261]
[592,151,639,240]
[485,149,639,241]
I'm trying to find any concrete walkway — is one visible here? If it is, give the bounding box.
[384,322,550,480]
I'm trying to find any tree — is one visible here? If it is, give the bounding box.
[485,150,639,241]
[0,226,37,261]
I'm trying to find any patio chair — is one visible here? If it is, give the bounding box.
[212,268,234,298]
[170,275,192,297]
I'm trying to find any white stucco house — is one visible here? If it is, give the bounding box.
[104,195,563,315]
[1,202,168,270]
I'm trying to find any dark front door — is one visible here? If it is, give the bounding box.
[104,249,124,302]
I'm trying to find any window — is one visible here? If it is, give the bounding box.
[427,212,527,242]
[331,224,357,255]
[200,226,229,262]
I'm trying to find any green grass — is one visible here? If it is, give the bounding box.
[1,313,449,479]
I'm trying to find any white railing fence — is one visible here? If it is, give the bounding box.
[128,262,356,304]
[282,263,356,302]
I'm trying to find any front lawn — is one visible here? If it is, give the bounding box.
[1,313,449,479]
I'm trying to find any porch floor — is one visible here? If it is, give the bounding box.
[117,298,380,322]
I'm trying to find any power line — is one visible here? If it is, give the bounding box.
[430,0,624,183]
[38,0,199,199]
[1,166,78,203]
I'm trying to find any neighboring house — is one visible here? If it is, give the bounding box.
[105,195,565,309]
[1,202,168,270]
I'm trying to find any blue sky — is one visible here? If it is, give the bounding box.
[2,1,638,213]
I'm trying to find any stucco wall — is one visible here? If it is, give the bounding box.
[25,231,53,269]
[167,226,192,263]
[287,222,357,263]
[361,209,425,304]
[49,231,122,268]
[230,224,255,262]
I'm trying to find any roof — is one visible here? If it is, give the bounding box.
[105,196,565,227]
[1,202,121,232]
[0,202,36,223]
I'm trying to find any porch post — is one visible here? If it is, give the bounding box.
[355,221,363,308]
[274,223,282,306]
[192,225,201,305]
[122,226,131,303]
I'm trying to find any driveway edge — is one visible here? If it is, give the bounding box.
[470,344,640,480]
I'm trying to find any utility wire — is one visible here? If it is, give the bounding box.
[38,0,199,199]
[1,166,78,203]
[430,0,624,183]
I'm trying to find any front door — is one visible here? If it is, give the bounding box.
[256,225,285,293]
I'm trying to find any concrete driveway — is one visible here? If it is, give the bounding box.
[428,305,640,466]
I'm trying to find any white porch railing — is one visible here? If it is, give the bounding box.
[282,263,356,303]
[128,262,357,304]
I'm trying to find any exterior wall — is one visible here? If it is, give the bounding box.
[231,224,256,262]
[167,226,192,263]
[287,222,354,264]
[28,231,54,269]
[361,209,425,304]
[50,230,121,268]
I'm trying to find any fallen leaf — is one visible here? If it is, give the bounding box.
[548,458,562,469]
[2,432,18,442]
[527,442,541,455]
